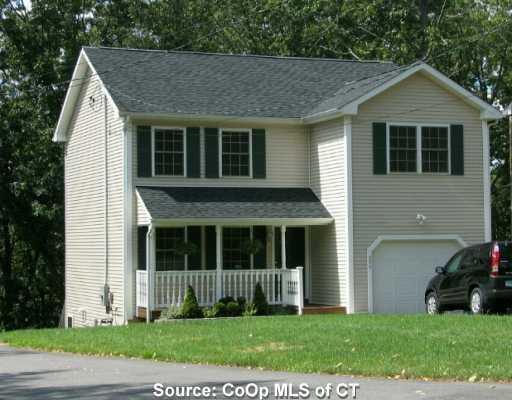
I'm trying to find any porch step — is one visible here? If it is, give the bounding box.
[303,304,346,315]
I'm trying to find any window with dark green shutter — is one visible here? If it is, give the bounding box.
[252,129,266,179]
[205,128,219,178]
[221,130,250,176]
[186,127,200,178]
[154,128,185,176]
[373,122,387,174]
[137,126,152,177]
[450,125,464,175]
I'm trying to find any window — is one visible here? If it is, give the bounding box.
[421,127,449,173]
[154,128,185,176]
[221,130,250,177]
[223,227,251,270]
[389,125,417,172]
[156,228,185,271]
[445,251,463,273]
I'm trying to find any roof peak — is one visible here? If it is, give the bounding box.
[82,46,394,64]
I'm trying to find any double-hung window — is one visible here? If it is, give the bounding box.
[155,228,185,271]
[421,126,449,173]
[222,227,251,270]
[153,127,185,176]
[221,130,251,177]
[388,124,450,174]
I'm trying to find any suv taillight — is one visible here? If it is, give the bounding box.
[490,243,500,278]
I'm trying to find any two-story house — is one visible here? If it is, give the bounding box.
[53,47,502,326]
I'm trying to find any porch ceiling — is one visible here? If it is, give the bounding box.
[136,186,332,224]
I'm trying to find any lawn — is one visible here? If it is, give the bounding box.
[1,314,512,382]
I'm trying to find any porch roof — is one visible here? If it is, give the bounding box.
[136,186,332,224]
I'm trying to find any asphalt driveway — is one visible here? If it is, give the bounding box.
[0,343,511,400]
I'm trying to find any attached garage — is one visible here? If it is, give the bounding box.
[369,237,465,314]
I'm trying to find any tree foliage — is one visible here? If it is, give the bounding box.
[1,0,511,329]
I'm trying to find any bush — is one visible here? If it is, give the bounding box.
[243,302,258,317]
[236,297,247,310]
[160,305,182,319]
[179,285,203,319]
[218,296,235,305]
[204,302,227,318]
[226,301,242,317]
[253,282,269,315]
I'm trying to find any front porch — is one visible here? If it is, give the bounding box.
[134,186,334,321]
[136,225,305,320]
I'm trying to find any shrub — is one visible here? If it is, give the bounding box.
[218,296,235,305]
[160,305,182,319]
[180,285,203,319]
[253,282,269,315]
[226,301,242,317]
[204,302,228,318]
[243,302,258,317]
[236,297,247,310]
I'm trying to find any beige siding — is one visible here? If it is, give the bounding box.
[135,191,151,225]
[65,72,125,327]
[309,118,347,306]
[351,72,485,312]
[131,120,308,188]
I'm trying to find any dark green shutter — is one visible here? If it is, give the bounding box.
[373,122,387,175]
[205,226,217,270]
[205,128,219,178]
[186,127,200,178]
[252,129,266,179]
[187,226,202,270]
[253,226,267,269]
[137,226,148,270]
[137,126,152,177]
[450,125,464,175]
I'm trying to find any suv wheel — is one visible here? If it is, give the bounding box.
[469,288,485,315]
[426,292,441,315]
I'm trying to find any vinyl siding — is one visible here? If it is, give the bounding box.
[131,120,308,187]
[135,191,151,225]
[64,71,125,327]
[309,118,347,306]
[351,72,485,312]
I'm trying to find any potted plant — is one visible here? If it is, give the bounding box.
[242,238,263,256]
[174,240,199,256]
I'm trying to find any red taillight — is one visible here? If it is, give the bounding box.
[490,243,500,278]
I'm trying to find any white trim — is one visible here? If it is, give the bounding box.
[218,128,253,178]
[151,126,187,178]
[386,122,451,175]
[150,217,333,227]
[366,234,467,313]
[482,121,492,241]
[122,117,134,323]
[304,226,312,299]
[53,50,121,142]
[343,116,355,313]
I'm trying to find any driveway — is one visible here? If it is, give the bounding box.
[0,344,510,399]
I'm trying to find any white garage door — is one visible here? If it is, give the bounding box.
[372,240,462,314]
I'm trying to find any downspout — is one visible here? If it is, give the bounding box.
[104,94,111,315]
[146,224,154,324]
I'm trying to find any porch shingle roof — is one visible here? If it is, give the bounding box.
[136,186,332,221]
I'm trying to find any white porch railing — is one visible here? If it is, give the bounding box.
[136,267,304,313]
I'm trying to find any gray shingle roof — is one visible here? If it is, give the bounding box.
[83,47,400,119]
[136,186,332,220]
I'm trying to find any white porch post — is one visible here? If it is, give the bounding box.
[146,224,155,324]
[281,225,287,269]
[296,266,304,315]
[215,225,222,300]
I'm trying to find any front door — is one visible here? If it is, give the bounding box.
[286,227,306,300]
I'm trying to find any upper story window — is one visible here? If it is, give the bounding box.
[389,125,417,173]
[221,129,251,177]
[153,127,185,176]
[421,126,449,173]
[387,124,450,174]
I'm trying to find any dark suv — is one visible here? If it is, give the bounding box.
[425,242,512,314]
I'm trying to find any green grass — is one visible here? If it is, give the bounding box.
[2,314,512,382]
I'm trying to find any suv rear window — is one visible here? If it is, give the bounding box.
[478,244,491,265]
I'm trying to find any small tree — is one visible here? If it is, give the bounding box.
[253,282,269,315]
[180,285,203,318]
